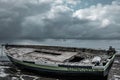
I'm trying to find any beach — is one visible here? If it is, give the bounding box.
[0,40,120,80]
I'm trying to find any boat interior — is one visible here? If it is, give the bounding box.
[4,45,116,66]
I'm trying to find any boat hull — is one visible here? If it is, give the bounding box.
[7,55,114,79]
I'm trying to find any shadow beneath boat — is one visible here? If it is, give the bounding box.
[59,77,108,80]
[13,66,108,80]
[38,75,108,80]
[52,75,108,80]
[18,69,108,80]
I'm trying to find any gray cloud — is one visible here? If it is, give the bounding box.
[0,0,120,40]
[0,0,52,40]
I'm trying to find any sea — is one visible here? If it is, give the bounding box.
[0,39,120,80]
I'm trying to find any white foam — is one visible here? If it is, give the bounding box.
[17,74,39,80]
[112,67,116,70]
[33,77,39,80]
[20,75,24,80]
[23,75,39,80]
[114,75,120,78]
[0,68,8,77]
[0,66,10,69]
[12,77,19,80]
[110,75,120,80]
[114,60,119,64]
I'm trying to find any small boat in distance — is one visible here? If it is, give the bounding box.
[3,44,116,80]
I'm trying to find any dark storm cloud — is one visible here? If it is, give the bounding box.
[0,0,120,40]
[0,7,21,39]
[0,0,52,40]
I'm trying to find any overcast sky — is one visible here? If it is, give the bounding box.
[0,0,120,40]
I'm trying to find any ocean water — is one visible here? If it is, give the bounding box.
[0,39,120,80]
[1,39,120,57]
[1,39,120,51]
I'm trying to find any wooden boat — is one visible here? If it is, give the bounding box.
[3,44,116,79]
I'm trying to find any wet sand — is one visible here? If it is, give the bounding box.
[0,56,120,80]
[108,56,120,80]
